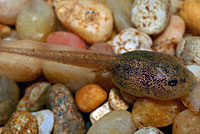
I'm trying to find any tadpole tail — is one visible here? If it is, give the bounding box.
[0,46,117,71]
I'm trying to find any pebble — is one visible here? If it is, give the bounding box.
[108,87,129,110]
[131,0,170,35]
[170,0,183,14]
[0,39,42,82]
[111,28,152,54]
[89,42,114,55]
[90,101,112,124]
[186,64,200,78]
[75,84,107,113]
[182,77,200,114]
[134,126,164,134]
[46,84,86,134]
[55,0,113,43]
[31,109,54,134]
[179,0,200,35]
[1,110,38,134]
[153,15,185,55]
[120,89,137,105]
[176,36,200,65]
[0,23,11,38]
[17,82,51,112]
[132,98,184,128]
[16,0,56,41]
[0,0,31,25]
[46,31,87,49]
[102,0,133,32]
[88,110,137,134]
[173,109,200,134]
[0,76,19,125]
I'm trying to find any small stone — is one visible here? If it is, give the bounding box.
[2,110,38,134]
[46,84,85,134]
[134,126,163,134]
[0,76,19,125]
[88,110,137,134]
[16,0,56,41]
[108,87,129,110]
[186,64,200,78]
[173,109,200,134]
[32,109,54,134]
[111,28,152,54]
[90,101,112,124]
[131,0,170,35]
[0,23,11,38]
[17,82,51,112]
[132,98,184,128]
[120,89,137,105]
[75,84,107,113]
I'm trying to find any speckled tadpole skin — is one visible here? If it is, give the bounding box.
[112,50,197,100]
[46,84,86,134]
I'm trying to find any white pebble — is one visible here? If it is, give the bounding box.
[186,64,200,78]
[32,109,54,134]
[90,101,112,124]
[111,28,152,54]
[109,88,129,110]
[134,126,163,134]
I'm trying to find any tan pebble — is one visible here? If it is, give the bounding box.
[120,89,137,105]
[2,110,38,134]
[132,98,184,128]
[131,0,170,35]
[176,37,200,65]
[0,40,42,82]
[179,0,200,35]
[173,109,200,134]
[134,126,164,134]
[0,24,11,38]
[90,101,112,124]
[111,28,152,54]
[153,15,185,56]
[55,0,113,43]
[75,84,107,113]
[182,77,200,114]
[170,0,183,14]
[109,87,129,110]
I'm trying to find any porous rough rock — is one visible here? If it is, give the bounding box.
[131,0,170,35]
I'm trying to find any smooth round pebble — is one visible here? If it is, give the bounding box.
[0,0,31,25]
[55,0,113,43]
[75,84,107,113]
[1,110,38,134]
[134,126,163,134]
[132,98,184,128]
[0,76,19,125]
[173,109,200,134]
[0,23,11,38]
[88,110,137,134]
[89,42,114,55]
[46,31,87,49]
[131,0,170,35]
[46,84,86,134]
[176,37,200,65]
[16,0,56,41]
[17,82,51,112]
[31,109,54,134]
[179,0,200,35]
[111,28,152,54]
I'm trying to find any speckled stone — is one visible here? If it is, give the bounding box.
[46,84,85,134]
[0,76,19,125]
[17,82,51,112]
[1,110,38,134]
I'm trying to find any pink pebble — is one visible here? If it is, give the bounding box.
[46,31,87,49]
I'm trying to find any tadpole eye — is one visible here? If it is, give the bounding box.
[168,79,178,86]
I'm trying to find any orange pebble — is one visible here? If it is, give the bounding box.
[75,84,107,113]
